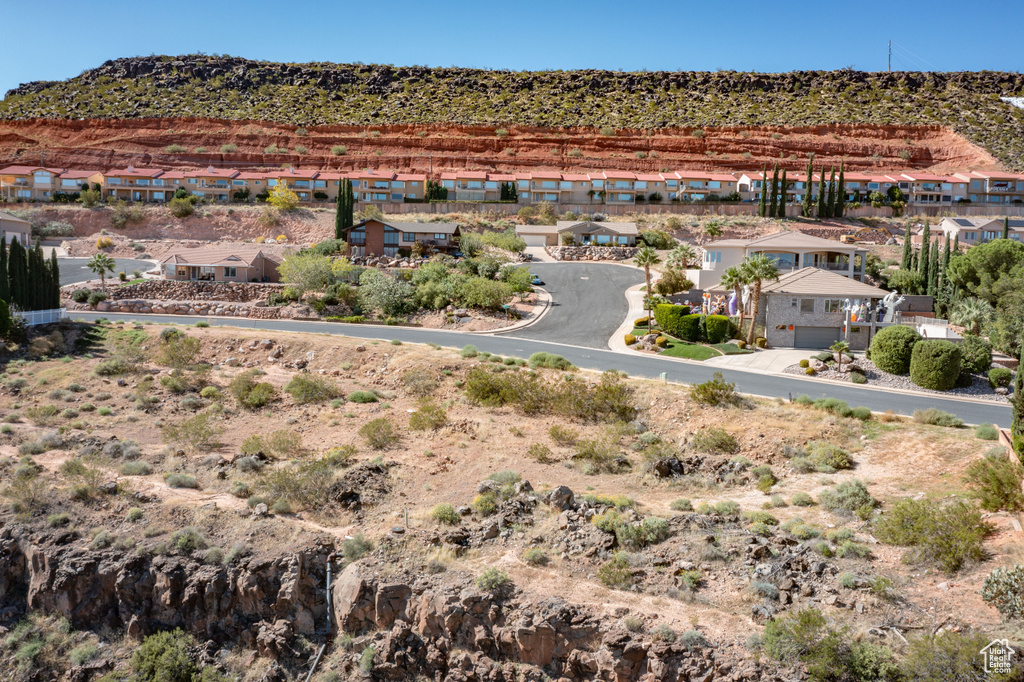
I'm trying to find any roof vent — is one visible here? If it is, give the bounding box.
[207,165,215,173]
[367,168,373,175]
[127,165,135,173]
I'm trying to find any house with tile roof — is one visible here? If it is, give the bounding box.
[691,232,868,290]
[338,219,461,258]
[0,165,66,201]
[953,171,1024,205]
[159,247,282,282]
[103,167,172,202]
[514,221,638,247]
[934,216,1024,245]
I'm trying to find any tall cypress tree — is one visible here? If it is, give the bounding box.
[826,167,836,219]
[0,238,8,306]
[919,222,930,274]
[778,168,788,219]
[801,155,814,217]
[911,250,918,272]
[8,239,26,310]
[953,233,959,253]
[768,163,779,219]
[758,165,768,218]
[836,161,846,218]
[49,250,61,309]
[816,172,827,219]
[901,228,913,269]
[927,241,939,296]
[1003,216,1011,240]
[334,184,345,239]
[32,241,45,311]
[941,233,951,285]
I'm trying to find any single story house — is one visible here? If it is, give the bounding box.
[515,221,638,247]
[339,219,461,258]
[0,210,31,246]
[691,231,869,290]
[932,217,1024,246]
[755,268,889,350]
[160,247,282,282]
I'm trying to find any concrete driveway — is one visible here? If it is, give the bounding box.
[506,262,644,349]
[58,258,156,287]
[705,348,811,373]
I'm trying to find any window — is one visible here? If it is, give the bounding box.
[61,179,79,187]
[972,180,982,189]
[442,180,454,189]
[373,180,388,189]
[383,231,399,246]
[709,181,721,189]
[224,267,237,278]
[666,180,678,188]
[392,181,404,188]
[704,251,722,264]
[177,266,188,277]
[294,180,310,189]
[233,180,245,186]
[466,181,482,189]
[166,265,176,277]
[192,191,205,197]
[314,180,326,188]
[153,192,165,201]
[616,193,632,201]
[541,180,557,189]
[800,299,815,314]
[188,178,197,184]
[791,298,798,308]
[614,181,631,189]
[199,267,216,281]
[33,171,51,183]
[596,234,611,244]
[485,181,497,189]
[868,183,879,190]
[349,229,365,245]
[517,180,529,190]
[402,232,414,242]
[592,179,604,188]
[543,193,558,202]
[618,236,629,245]
[434,233,446,240]
[372,193,387,201]
[560,181,572,190]
[635,181,647,190]
[391,193,402,201]
[824,299,844,313]
[406,193,417,199]
[108,178,122,185]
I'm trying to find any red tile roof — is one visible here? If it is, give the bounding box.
[395,173,425,181]
[59,170,101,179]
[235,171,269,180]
[635,173,665,182]
[487,173,517,182]
[107,167,164,177]
[530,171,562,180]
[560,173,590,181]
[0,165,64,175]
[900,172,946,182]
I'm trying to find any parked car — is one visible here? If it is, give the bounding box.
[530,274,544,285]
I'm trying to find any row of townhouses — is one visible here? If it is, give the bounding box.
[3,164,1024,207]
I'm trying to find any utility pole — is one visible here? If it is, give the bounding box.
[888,41,891,72]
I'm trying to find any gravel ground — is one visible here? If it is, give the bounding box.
[782,356,1011,403]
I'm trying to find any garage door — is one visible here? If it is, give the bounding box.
[522,234,548,247]
[793,326,841,349]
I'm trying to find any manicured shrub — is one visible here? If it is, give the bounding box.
[850,372,867,385]
[799,359,809,368]
[874,498,990,573]
[653,304,692,339]
[988,366,1013,388]
[624,334,637,345]
[958,334,992,374]
[981,564,1024,621]
[704,315,734,344]
[71,288,91,303]
[654,335,669,348]
[634,316,650,327]
[869,325,921,374]
[909,340,962,391]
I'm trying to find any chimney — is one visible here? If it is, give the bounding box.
[127,165,135,173]
[207,165,215,173]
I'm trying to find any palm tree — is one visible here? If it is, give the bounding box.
[666,243,697,271]
[87,253,116,287]
[719,265,749,339]
[633,245,662,324]
[739,253,780,346]
[830,340,850,372]
[950,297,994,336]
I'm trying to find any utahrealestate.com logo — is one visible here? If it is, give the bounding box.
[980,639,1016,674]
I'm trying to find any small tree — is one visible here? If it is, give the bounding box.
[758,165,768,218]
[801,155,815,218]
[836,161,846,218]
[830,340,850,372]
[1003,216,1011,240]
[816,171,826,219]
[778,168,787,219]
[267,183,300,210]
[278,251,333,302]
[739,253,779,346]
[87,253,116,287]
[768,163,779,219]
[826,167,836,219]
[633,245,662,325]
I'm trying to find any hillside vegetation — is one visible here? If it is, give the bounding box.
[4,55,1024,169]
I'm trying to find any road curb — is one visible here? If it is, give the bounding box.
[479,287,553,335]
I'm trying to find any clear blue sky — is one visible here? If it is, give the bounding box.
[4,0,1023,98]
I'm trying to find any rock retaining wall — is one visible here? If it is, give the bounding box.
[545,245,638,261]
[65,280,286,303]
[66,300,280,318]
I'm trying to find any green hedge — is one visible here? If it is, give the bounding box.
[705,315,734,344]
[910,340,963,391]
[678,314,703,342]
[958,335,992,374]
[869,325,921,375]
[653,304,691,337]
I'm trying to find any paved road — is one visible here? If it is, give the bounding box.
[65,311,1012,425]
[58,258,155,287]
[510,263,644,348]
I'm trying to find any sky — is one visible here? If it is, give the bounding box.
[4,0,1023,98]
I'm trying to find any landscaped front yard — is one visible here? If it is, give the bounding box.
[629,326,753,361]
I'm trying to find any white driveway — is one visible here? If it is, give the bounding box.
[705,348,815,373]
[524,246,557,263]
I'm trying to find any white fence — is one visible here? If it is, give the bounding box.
[14,308,65,326]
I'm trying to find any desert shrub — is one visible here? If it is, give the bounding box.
[528,352,574,370]
[342,533,374,561]
[549,424,579,446]
[476,567,511,591]
[169,527,207,553]
[963,455,1024,511]
[909,340,962,391]
[229,480,250,498]
[460,345,479,358]
[812,397,852,417]
[132,629,196,682]
[401,368,438,396]
[526,443,553,462]
[691,427,738,454]
[898,632,995,681]
[958,335,992,374]
[874,498,990,573]
[598,552,634,589]
[120,461,153,476]
[164,473,199,489]
[284,374,339,404]
[24,404,61,426]
[688,372,736,407]
[791,492,815,507]
[670,498,693,511]
[975,423,999,440]
[229,370,277,409]
[359,418,398,449]
[818,480,877,517]
[912,408,963,428]
[409,398,447,431]
[806,442,853,471]
[463,368,634,422]
[347,390,378,403]
[430,503,460,525]
[162,412,221,452]
[523,547,548,565]
[199,386,220,400]
[869,325,921,374]
[981,564,1024,621]
[989,366,1013,388]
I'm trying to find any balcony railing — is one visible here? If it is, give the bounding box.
[812,262,851,271]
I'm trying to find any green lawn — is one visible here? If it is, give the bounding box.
[712,342,754,355]
[630,327,724,361]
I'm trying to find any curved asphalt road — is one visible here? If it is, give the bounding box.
[509,262,644,348]
[58,258,155,287]
[65,311,1012,425]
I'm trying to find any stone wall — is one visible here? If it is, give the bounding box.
[65,299,280,319]
[64,280,286,303]
[544,245,638,261]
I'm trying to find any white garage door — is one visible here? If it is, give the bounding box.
[522,234,548,247]
[793,326,841,349]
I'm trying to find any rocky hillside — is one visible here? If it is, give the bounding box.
[3,55,1024,169]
